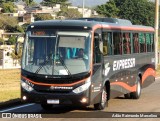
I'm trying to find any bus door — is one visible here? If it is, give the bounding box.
[90,33,104,104]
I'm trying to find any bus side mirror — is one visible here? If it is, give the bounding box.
[15,34,24,55]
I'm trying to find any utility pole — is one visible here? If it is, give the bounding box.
[155,0,159,69]
[82,0,85,17]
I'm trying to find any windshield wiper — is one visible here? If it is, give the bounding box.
[35,56,58,74]
[55,54,72,76]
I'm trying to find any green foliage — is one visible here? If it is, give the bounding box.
[96,0,119,17]
[7,35,16,45]
[0,14,17,30]
[1,2,16,13]
[34,13,53,21]
[57,8,82,19]
[11,48,22,60]
[6,25,24,33]
[95,0,155,26]
[21,23,30,32]
[0,38,4,45]
[22,0,35,6]
[0,14,24,32]
[116,0,155,26]
[41,0,69,7]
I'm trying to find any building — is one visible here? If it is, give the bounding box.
[0,45,20,69]
[78,8,92,17]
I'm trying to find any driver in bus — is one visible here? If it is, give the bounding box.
[75,48,88,60]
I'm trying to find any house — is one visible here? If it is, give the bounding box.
[0,46,20,69]
[78,8,92,17]
[68,5,92,17]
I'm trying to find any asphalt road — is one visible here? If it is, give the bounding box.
[0,78,160,120]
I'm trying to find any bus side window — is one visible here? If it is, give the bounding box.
[93,34,101,63]
[123,33,131,54]
[102,32,112,55]
[139,33,146,53]
[113,32,122,55]
[146,33,151,52]
[133,33,139,53]
[151,34,155,52]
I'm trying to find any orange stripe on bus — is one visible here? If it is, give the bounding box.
[111,82,137,92]
[142,68,155,84]
[21,76,88,87]
[92,24,154,32]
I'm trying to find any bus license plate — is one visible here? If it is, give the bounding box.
[47,99,59,104]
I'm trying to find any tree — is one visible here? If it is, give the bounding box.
[7,35,16,45]
[0,14,17,30]
[95,0,119,17]
[11,48,22,65]
[57,8,82,19]
[0,14,24,32]
[115,0,155,26]
[34,13,53,21]
[1,2,16,13]
[0,0,15,5]
[22,0,36,6]
[95,0,155,26]
[41,0,69,8]
[0,38,4,45]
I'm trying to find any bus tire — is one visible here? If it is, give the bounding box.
[130,77,141,99]
[41,104,53,110]
[124,93,131,99]
[94,86,108,110]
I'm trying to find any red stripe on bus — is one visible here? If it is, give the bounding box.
[92,24,154,32]
[111,82,137,92]
[21,76,88,87]
[142,68,156,84]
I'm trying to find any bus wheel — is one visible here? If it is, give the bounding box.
[130,77,141,99]
[94,86,107,110]
[124,93,131,99]
[41,104,53,110]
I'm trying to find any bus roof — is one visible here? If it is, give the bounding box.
[28,18,154,32]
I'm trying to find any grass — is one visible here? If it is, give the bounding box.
[0,69,21,102]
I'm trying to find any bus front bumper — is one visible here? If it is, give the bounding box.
[21,89,90,106]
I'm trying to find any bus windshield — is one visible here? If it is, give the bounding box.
[22,30,91,76]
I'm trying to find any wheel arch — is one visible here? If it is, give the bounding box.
[138,72,142,86]
[104,80,110,100]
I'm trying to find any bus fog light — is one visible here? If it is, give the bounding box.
[22,96,27,100]
[80,98,87,103]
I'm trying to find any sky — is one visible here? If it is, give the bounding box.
[35,0,108,7]
[35,0,155,7]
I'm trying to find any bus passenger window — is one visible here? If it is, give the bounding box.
[94,34,101,63]
[151,34,154,52]
[123,33,131,54]
[133,33,139,53]
[113,32,122,55]
[102,32,112,55]
[139,33,146,53]
[146,33,151,52]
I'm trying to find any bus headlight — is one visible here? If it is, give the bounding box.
[73,78,91,94]
[21,80,34,92]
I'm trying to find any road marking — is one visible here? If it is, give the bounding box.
[0,103,35,112]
